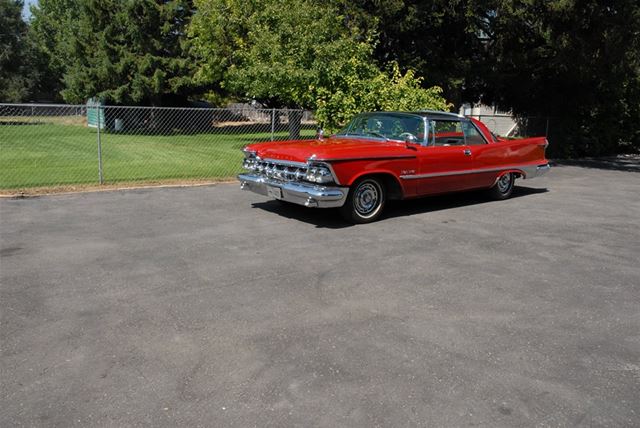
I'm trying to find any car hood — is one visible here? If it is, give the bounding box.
[245,136,415,163]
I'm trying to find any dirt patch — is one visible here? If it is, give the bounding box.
[0,178,237,198]
[0,115,87,126]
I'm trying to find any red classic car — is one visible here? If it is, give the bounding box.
[238,111,550,223]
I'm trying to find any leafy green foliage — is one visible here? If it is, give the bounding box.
[329,0,490,107]
[27,0,79,101]
[315,63,450,131]
[21,0,639,155]
[335,0,640,156]
[481,0,640,156]
[190,0,449,129]
[30,0,199,105]
[0,0,39,101]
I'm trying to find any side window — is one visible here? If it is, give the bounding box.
[429,120,465,146]
[462,121,487,145]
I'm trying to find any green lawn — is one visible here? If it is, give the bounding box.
[0,123,314,189]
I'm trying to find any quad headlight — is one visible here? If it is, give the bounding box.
[305,163,334,184]
[242,149,335,184]
[242,149,258,171]
[242,158,258,170]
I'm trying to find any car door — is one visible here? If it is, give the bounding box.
[415,118,474,195]
[460,119,497,189]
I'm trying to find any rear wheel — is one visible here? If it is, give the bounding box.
[340,177,386,223]
[488,172,515,200]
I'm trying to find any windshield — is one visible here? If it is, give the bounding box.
[337,113,425,143]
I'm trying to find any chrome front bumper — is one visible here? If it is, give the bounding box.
[238,174,348,208]
[522,163,551,179]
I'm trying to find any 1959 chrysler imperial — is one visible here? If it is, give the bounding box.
[239,110,550,223]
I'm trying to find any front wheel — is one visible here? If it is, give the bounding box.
[340,177,386,223]
[488,172,515,200]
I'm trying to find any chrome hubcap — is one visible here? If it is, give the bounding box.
[497,173,512,193]
[354,182,380,216]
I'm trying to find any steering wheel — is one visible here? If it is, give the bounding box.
[398,132,417,142]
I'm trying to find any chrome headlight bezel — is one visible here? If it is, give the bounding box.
[242,149,258,171]
[305,162,335,184]
[241,148,338,185]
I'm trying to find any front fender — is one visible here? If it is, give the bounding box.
[329,158,418,198]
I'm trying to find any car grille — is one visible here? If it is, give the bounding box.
[243,158,308,181]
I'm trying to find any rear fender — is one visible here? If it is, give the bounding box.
[492,168,525,187]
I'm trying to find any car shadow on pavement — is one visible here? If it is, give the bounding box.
[251,200,350,229]
[384,186,548,220]
[252,186,548,227]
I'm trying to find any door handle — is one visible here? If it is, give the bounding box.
[463,149,472,156]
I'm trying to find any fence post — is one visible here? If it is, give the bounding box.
[271,108,275,141]
[96,107,104,184]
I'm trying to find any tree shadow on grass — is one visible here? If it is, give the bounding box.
[102,121,318,137]
[251,185,549,228]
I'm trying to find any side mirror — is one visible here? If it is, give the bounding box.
[403,134,419,150]
[317,128,325,139]
[404,135,419,150]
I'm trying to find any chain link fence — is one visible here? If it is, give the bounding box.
[0,104,316,190]
[0,105,551,191]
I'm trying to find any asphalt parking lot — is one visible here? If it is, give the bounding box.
[1,163,639,427]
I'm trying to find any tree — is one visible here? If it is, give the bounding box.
[27,0,80,101]
[190,0,450,132]
[328,0,491,107]
[314,62,449,131]
[481,0,640,156]
[30,0,200,105]
[0,0,33,101]
[337,0,640,156]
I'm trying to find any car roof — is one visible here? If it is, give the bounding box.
[358,110,467,121]
[412,110,466,120]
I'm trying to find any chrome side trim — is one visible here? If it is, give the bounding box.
[400,170,475,180]
[400,163,550,180]
[416,109,465,118]
[316,155,417,162]
[238,174,348,208]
